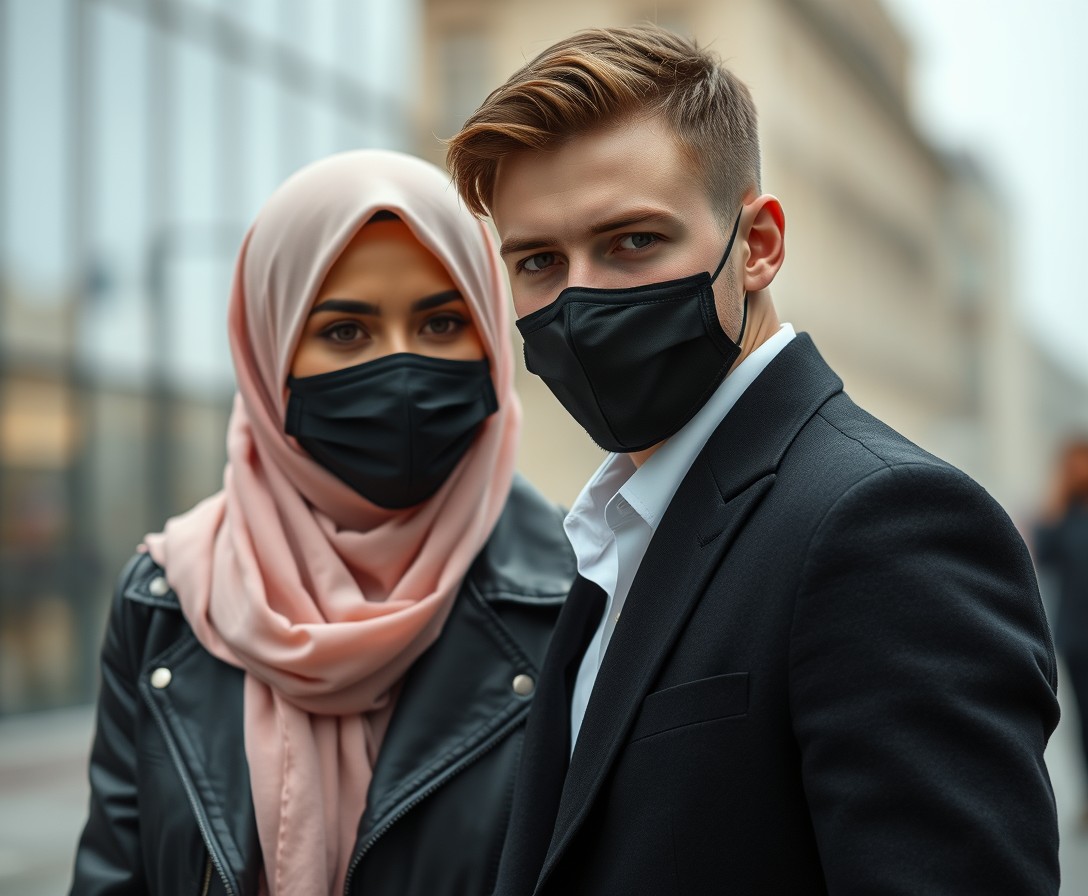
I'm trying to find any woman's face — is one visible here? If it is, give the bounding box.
[291,217,486,378]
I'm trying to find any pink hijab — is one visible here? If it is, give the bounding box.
[143,150,520,896]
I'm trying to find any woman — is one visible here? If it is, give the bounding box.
[69,150,574,895]
[1035,436,1088,828]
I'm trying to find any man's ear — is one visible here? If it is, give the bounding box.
[741,195,785,292]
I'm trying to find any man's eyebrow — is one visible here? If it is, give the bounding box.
[498,209,677,257]
[587,210,676,235]
[499,236,555,258]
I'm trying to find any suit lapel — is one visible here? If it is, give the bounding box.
[534,333,843,892]
[535,465,774,892]
[492,576,606,895]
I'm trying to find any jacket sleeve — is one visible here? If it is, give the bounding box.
[789,462,1060,895]
[69,555,150,895]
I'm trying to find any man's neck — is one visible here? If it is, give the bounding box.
[629,292,780,468]
[733,289,780,370]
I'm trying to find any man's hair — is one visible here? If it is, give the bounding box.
[446,24,761,223]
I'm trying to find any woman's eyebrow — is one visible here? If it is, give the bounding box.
[309,290,463,317]
[309,298,379,316]
[411,289,463,312]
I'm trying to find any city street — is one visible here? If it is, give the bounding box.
[2,673,1087,895]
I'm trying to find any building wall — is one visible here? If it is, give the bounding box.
[419,0,1088,514]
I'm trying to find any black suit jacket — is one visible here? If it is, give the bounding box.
[496,334,1060,895]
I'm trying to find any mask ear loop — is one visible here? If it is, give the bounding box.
[709,210,743,283]
[709,210,747,345]
[735,291,749,345]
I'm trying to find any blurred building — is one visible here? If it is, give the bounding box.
[419,0,1088,516]
[0,0,411,713]
[2,0,1087,716]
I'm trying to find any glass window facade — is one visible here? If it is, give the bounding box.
[0,0,412,714]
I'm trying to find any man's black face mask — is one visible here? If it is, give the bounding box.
[514,211,746,454]
[285,352,498,509]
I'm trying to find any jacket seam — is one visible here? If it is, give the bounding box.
[814,407,897,468]
[788,461,920,648]
[785,457,905,727]
[787,454,1057,708]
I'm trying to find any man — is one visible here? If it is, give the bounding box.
[447,24,1059,895]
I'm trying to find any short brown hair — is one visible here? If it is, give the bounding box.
[446,24,761,223]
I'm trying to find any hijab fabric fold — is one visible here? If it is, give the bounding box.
[143,150,520,896]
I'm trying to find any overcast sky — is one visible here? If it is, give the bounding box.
[881,0,1088,382]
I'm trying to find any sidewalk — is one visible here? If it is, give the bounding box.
[2,684,1087,895]
[0,704,93,895]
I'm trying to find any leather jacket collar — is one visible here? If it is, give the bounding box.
[125,475,574,895]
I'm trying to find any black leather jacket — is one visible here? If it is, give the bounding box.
[70,476,575,896]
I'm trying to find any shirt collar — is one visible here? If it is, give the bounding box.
[618,322,796,532]
[564,323,796,547]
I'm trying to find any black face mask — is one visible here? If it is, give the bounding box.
[514,212,745,454]
[285,353,498,509]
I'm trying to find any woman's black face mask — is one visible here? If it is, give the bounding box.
[285,352,498,509]
[514,211,745,454]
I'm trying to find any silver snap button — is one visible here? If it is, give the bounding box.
[148,576,170,597]
[512,673,535,697]
[150,667,172,689]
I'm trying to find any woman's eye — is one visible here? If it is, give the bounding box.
[617,233,659,251]
[521,252,557,273]
[423,314,467,337]
[324,321,366,343]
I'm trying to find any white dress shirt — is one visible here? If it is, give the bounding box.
[565,323,796,752]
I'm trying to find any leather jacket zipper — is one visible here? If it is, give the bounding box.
[200,855,213,896]
[143,685,237,896]
[342,710,525,895]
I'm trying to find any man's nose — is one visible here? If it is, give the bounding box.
[565,257,594,289]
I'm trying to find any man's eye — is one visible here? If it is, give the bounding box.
[521,252,557,273]
[617,233,658,251]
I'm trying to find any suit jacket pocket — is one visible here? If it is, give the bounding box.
[628,672,749,743]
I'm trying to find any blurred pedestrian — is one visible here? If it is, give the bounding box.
[1036,436,1088,827]
[68,150,574,896]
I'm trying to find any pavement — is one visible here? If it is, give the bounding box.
[0,704,93,895]
[2,669,1088,896]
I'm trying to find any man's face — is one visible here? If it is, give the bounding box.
[491,115,740,323]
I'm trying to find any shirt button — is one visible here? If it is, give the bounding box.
[512,674,535,697]
[148,575,170,597]
[150,667,173,689]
